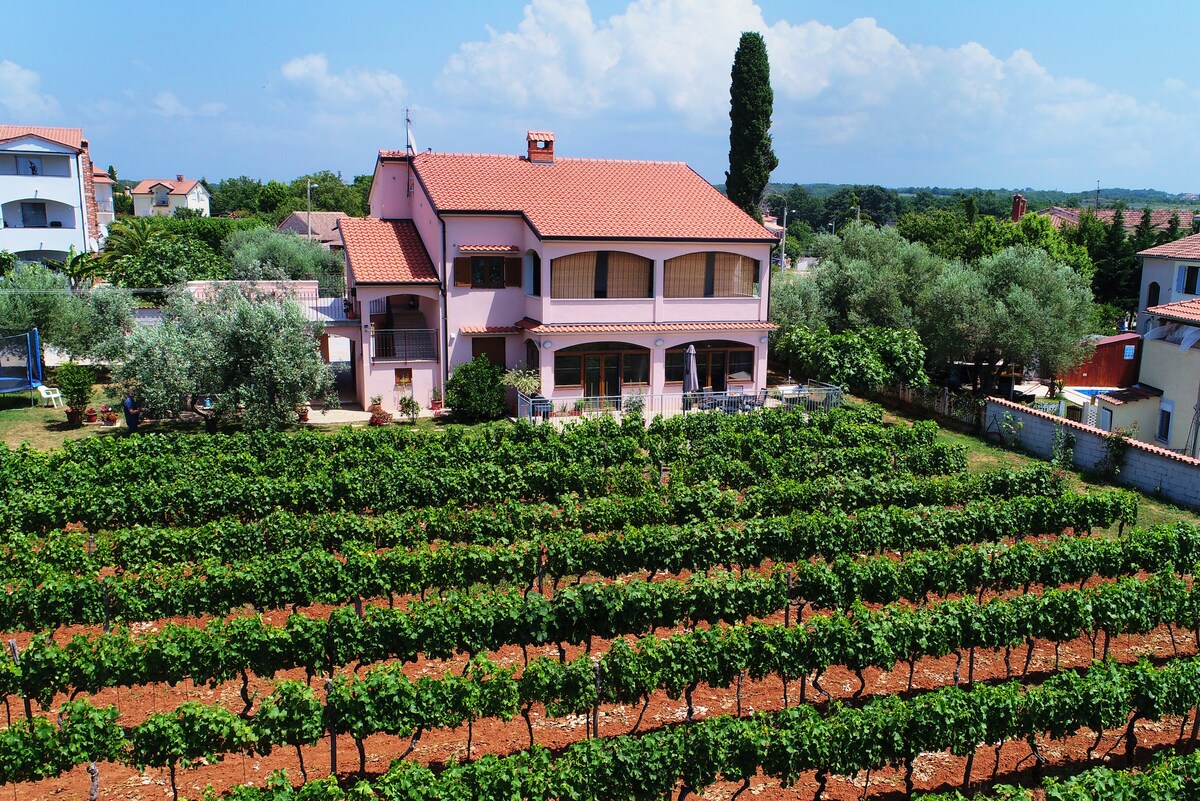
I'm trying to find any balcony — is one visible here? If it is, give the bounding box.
[371,329,438,363]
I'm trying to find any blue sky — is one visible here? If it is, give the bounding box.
[4,1,1199,192]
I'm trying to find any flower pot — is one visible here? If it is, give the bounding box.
[296,405,310,423]
[430,400,443,412]
[84,410,98,424]
[66,409,84,427]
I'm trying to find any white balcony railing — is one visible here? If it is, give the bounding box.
[516,382,843,422]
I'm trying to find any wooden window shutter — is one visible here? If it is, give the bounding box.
[454,257,472,287]
[504,257,522,288]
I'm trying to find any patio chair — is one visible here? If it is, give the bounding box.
[742,389,767,411]
[38,385,63,409]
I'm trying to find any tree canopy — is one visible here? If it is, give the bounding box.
[0,262,134,361]
[113,288,337,431]
[725,32,777,222]
[770,225,1095,392]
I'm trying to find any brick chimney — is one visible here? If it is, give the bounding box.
[176,174,185,182]
[1011,193,1027,222]
[526,131,555,164]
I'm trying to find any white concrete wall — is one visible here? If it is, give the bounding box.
[986,397,1200,510]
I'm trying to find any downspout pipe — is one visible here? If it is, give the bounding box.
[440,216,450,389]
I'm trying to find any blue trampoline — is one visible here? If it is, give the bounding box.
[0,329,42,395]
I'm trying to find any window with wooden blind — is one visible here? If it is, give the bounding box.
[664,252,760,298]
[550,251,652,299]
[453,256,522,289]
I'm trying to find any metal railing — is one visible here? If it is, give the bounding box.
[371,329,438,362]
[516,381,842,421]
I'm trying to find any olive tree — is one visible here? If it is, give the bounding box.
[113,287,338,431]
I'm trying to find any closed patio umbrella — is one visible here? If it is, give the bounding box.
[683,344,699,394]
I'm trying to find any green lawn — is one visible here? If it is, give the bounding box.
[875,402,1200,530]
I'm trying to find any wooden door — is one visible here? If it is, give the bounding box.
[471,336,507,367]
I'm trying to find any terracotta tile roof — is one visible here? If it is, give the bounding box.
[459,244,519,253]
[514,319,775,334]
[379,149,410,159]
[1138,232,1200,259]
[1097,384,1163,406]
[411,152,774,242]
[527,131,555,141]
[1147,297,1200,324]
[339,218,438,284]
[277,211,349,243]
[90,168,114,185]
[131,178,203,196]
[460,325,523,334]
[987,396,1200,466]
[1040,206,1196,232]
[0,125,84,150]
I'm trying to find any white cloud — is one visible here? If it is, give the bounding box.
[435,0,1195,184]
[153,91,225,118]
[0,60,60,119]
[280,53,405,106]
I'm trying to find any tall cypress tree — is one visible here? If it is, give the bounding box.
[726,32,778,222]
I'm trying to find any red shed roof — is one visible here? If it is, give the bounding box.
[410,152,774,242]
[339,218,438,284]
[1138,232,1200,259]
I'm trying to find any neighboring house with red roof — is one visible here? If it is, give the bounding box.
[1089,235,1200,453]
[1038,206,1198,232]
[0,124,109,258]
[277,210,348,251]
[333,130,776,412]
[1094,298,1200,454]
[130,175,210,217]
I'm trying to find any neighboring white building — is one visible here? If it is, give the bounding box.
[1136,234,1200,330]
[0,125,105,260]
[91,167,114,229]
[131,175,210,217]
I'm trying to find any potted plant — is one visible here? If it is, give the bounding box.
[55,363,96,428]
[99,405,119,426]
[572,398,587,417]
[296,403,310,423]
[84,407,98,424]
[429,387,443,412]
[370,395,384,413]
[554,402,571,418]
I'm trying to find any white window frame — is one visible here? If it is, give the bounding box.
[1157,399,1175,443]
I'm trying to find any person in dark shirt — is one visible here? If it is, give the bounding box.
[122,390,142,433]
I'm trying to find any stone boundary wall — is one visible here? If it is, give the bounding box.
[985,397,1200,510]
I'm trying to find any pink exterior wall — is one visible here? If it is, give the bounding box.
[351,159,775,410]
[352,284,442,411]
[369,161,413,220]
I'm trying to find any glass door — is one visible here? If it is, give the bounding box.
[584,354,620,399]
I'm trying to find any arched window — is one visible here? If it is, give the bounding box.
[553,342,650,395]
[664,340,754,392]
[550,252,652,299]
[1147,281,1161,307]
[664,252,760,298]
[524,251,542,297]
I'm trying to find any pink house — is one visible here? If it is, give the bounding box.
[333,131,777,413]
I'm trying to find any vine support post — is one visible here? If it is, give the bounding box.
[325,678,337,776]
[592,663,602,736]
[6,641,31,720]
